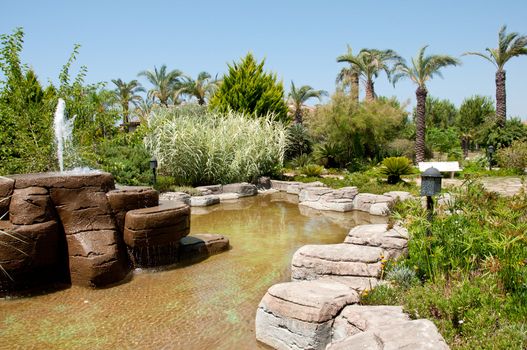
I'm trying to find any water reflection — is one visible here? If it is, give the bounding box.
[1,192,385,349]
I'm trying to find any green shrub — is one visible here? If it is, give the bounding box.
[285,123,312,160]
[301,164,324,177]
[314,142,344,168]
[209,53,288,122]
[386,138,415,159]
[386,265,419,290]
[289,153,313,169]
[379,157,414,184]
[145,105,287,186]
[496,140,527,174]
[154,175,176,192]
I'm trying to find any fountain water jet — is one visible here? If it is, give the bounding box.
[53,98,75,172]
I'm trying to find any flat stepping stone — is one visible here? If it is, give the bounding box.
[178,233,229,260]
[222,182,257,197]
[107,186,158,232]
[299,187,358,212]
[344,224,408,259]
[256,279,358,350]
[291,244,384,283]
[190,195,220,207]
[353,193,394,215]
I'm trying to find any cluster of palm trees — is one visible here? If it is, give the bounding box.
[111,65,219,129]
[336,25,527,161]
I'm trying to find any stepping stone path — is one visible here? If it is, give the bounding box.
[256,221,450,350]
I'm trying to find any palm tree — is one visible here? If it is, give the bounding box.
[176,71,218,105]
[392,46,460,162]
[132,97,155,125]
[138,65,183,106]
[464,25,527,127]
[288,82,327,124]
[336,46,360,103]
[338,48,401,101]
[111,79,144,131]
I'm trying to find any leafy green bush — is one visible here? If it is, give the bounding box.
[285,123,312,160]
[289,153,313,169]
[386,138,415,159]
[301,164,324,177]
[496,140,527,174]
[314,142,344,168]
[386,265,419,290]
[209,53,288,122]
[145,105,287,186]
[379,157,414,184]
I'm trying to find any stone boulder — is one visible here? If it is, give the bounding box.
[195,184,223,195]
[107,186,158,233]
[0,176,14,219]
[291,244,384,292]
[159,192,191,205]
[328,305,449,350]
[270,180,301,192]
[353,193,394,215]
[178,233,229,261]
[9,187,55,225]
[286,181,326,195]
[299,187,358,212]
[344,224,409,260]
[383,191,413,202]
[255,279,359,350]
[216,192,241,201]
[222,182,257,197]
[256,176,271,190]
[190,195,220,207]
[9,171,115,191]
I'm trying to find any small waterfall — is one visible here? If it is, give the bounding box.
[53,98,75,172]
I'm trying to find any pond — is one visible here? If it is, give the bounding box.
[0,192,385,349]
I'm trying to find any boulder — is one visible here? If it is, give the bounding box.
[178,233,229,261]
[159,192,191,205]
[368,202,391,216]
[383,191,413,202]
[190,195,220,207]
[344,224,408,260]
[353,193,394,213]
[216,192,241,201]
[9,187,56,225]
[195,184,223,195]
[328,305,449,350]
[222,182,257,197]
[9,171,115,191]
[0,176,15,219]
[255,279,358,350]
[298,187,358,212]
[270,180,301,192]
[256,176,271,190]
[286,181,326,195]
[107,186,158,232]
[291,244,384,286]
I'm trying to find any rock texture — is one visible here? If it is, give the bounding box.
[190,195,220,207]
[107,186,159,233]
[9,187,55,225]
[159,192,191,205]
[222,182,258,197]
[0,176,15,219]
[298,187,358,212]
[353,194,394,216]
[195,184,223,195]
[178,233,229,261]
[286,181,326,195]
[344,224,408,260]
[270,180,301,192]
[255,279,358,350]
[328,305,449,350]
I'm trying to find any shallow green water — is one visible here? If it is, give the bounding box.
[0,192,385,350]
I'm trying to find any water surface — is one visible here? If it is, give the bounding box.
[0,192,385,349]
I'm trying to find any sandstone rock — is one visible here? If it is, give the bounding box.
[216,192,241,201]
[195,184,223,195]
[328,305,449,350]
[286,181,326,195]
[368,202,391,216]
[222,182,257,197]
[9,171,115,191]
[256,176,271,189]
[270,180,301,192]
[291,244,384,283]
[0,176,15,219]
[107,186,158,232]
[159,192,191,204]
[9,187,56,225]
[255,279,358,350]
[178,233,229,261]
[353,193,394,213]
[383,191,413,202]
[190,195,220,207]
[344,224,408,260]
[298,187,358,212]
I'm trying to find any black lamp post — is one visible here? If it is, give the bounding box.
[421,167,442,234]
[150,157,158,186]
[487,145,495,171]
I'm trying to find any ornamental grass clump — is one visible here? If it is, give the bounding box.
[144,106,287,186]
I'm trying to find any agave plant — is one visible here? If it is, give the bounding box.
[379,156,414,184]
[301,164,325,177]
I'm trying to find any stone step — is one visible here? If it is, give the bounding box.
[255,279,358,350]
[344,224,408,260]
[178,233,229,261]
[107,186,158,233]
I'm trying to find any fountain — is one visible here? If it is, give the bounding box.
[53,98,75,173]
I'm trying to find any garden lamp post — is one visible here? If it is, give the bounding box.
[487,145,495,171]
[421,167,442,235]
[150,157,158,186]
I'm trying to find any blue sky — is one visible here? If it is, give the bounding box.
[1,0,526,119]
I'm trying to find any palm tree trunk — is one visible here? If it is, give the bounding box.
[351,72,359,103]
[495,69,506,128]
[365,79,375,102]
[123,103,130,133]
[294,109,303,124]
[415,86,428,162]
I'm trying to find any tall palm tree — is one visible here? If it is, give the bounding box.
[288,82,327,124]
[392,46,460,162]
[338,48,401,101]
[336,46,360,103]
[176,71,218,105]
[111,79,144,131]
[464,25,527,127]
[138,65,183,106]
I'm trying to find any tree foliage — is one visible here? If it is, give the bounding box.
[209,53,288,122]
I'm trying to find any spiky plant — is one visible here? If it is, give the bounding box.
[379,156,414,184]
[138,65,183,106]
[287,82,327,124]
[336,45,361,102]
[392,46,460,162]
[111,79,145,131]
[176,71,218,105]
[464,25,527,127]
